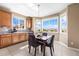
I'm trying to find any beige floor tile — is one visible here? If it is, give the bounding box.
[7,43,27,56]
[0,48,11,56]
[0,41,79,56]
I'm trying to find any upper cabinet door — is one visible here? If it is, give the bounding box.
[26,17,32,29]
[0,10,11,28]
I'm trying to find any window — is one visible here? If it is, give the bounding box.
[60,13,67,33]
[35,19,42,33]
[12,17,18,27]
[12,14,26,30]
[43,16,58,32]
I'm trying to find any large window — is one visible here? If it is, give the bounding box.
[12,14,26,30]
[35,13,67,33]
[43,16,58,32]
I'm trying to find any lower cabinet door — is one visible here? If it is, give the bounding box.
[0,35,12,47]
[26,33,28,41]
[12,34,20,44]
[19,33,26,41]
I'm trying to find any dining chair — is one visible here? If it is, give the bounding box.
[44,35,55,56]
[28,33,45,56]
[28,34,39,56]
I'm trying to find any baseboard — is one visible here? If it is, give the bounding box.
[56,41,68,47]
[56,41,79,52]
[68,47,79,52]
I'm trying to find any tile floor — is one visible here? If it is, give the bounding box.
[0,41,79,56]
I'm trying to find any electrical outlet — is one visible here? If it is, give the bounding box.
[71,42,74,45]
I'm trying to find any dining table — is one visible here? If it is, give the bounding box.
[36,35,52,56]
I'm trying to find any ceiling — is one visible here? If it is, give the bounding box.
[0,3,70,17]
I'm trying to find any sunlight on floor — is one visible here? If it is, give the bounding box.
[20,45,28,50]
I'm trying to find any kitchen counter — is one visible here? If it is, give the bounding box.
[0,31,29,35]
[0,31,28,48]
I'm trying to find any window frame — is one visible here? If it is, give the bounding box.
[42,16,59,33]
[60,12,68,33]
[12,14,26,30]
[34,19,42,33]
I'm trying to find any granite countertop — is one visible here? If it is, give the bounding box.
[0,30,29,35]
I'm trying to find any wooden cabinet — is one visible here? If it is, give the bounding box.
[0,33,28,48]
[19,33,28,41]
[0,10,11,28]
[11,33,20,44]
[26,17,32,29]
[0,34,12,47]
[19,33,26,41]
[25,33,28,41]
